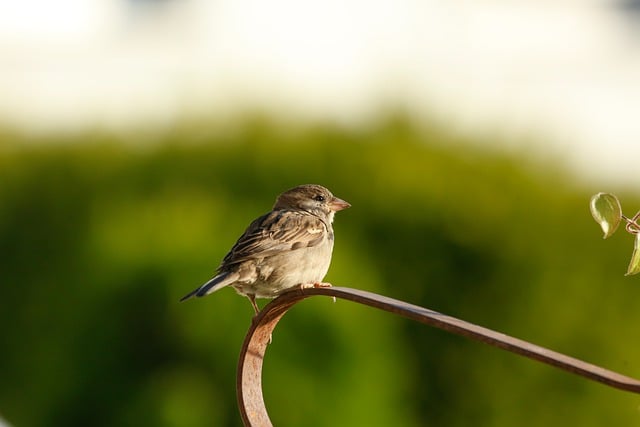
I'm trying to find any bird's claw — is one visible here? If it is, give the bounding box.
[299,282,333,290]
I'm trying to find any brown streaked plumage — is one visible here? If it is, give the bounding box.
[180,184,350,314]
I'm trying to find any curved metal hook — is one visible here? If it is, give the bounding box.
[237,287,640,426]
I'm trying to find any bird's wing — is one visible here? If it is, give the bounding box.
[220,210,327,268]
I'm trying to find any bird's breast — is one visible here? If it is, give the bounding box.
[247,236,334,298]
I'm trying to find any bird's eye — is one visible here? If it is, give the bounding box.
[313,194,325,202]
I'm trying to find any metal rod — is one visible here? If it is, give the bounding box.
[237,286,640,426]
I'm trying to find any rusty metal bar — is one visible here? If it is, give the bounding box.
[237,286,640,426]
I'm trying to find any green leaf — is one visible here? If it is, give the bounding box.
[626,233,640,275]
[590,193,622,239]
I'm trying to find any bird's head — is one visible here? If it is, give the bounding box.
[273,184,350,222]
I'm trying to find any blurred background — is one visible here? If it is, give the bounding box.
[1,1,640,426]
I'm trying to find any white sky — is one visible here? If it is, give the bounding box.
[1,0,639,186]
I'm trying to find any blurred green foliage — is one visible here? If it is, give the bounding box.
[1,116,639,426]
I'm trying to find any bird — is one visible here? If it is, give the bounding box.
[180,184,350,314]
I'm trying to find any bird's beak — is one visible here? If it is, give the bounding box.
[329,197,351,211]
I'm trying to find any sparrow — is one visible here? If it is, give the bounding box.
[180,184,350,314]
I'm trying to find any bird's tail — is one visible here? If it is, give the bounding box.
[179,271,239,302]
